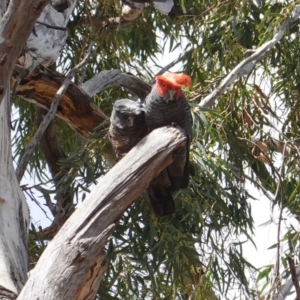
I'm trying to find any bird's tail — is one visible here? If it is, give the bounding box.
[147,170,175,216]
[169,142,195,191]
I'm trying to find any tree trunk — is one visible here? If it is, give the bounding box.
[0,1,57,298]
[0,89,29,299]
[18,126,186,300]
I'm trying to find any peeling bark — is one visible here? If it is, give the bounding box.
[18,127,186,300]
[17,0,76,72]
[0,0,51,105]
[13,68,151,138]
[0,0,54,297]
[13,67,107,138]
[0,89,29,297]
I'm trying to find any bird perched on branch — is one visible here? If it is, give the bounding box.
[109,98,175,216]
[145,72,193,190]
[109,73,193,217]
[109,99,147,158]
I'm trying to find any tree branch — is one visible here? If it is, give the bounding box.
[14,68,151,137]
[16,44,96,183]
[287,257,300,300]
[199,5,300,108]
[36,108,74,239]
[16,0,76,72]
[81,69,151,99]
[274,265,300,300]
[0,0,52,297]
[13,67,107,138]
[18,126,187,300]
[0,0,51,104]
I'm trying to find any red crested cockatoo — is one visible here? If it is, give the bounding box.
[145,72,194,193]
[108,98,175,216]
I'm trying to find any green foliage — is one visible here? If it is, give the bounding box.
[13,0,300,298]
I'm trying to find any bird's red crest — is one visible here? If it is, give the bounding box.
[154,73,192,97]
[161,73,192,87]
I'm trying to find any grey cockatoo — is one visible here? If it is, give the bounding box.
[109,98,176,216]
[144,72,194,192]
[109,99,147,158]
[109,72,194,217]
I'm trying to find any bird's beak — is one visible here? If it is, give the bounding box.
[127,116,135,127]
[167,89,176,100]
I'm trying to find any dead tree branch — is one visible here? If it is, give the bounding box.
[81,69,151,99]
[14,68,150,137]
[287,257,300,300]
[18,126,187,300]
[0,0,51,104]
[13,67,107,138]
[16,44,96,182]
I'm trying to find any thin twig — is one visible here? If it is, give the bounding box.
[269,143,286,300]
[34,185,56,216]
[16,43,96,182]
[198,5,300,109]
[287,257,300,300]
[252,98,288,142]
[23,188,53,223]
[243,174,274,202]
[35,21,67,31]
[149,57,184,85]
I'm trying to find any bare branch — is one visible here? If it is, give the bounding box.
[287,257,300,299]
[0,0,51,104]
[15,68,150,137]
[35,21,67,31]
[14,67,107,138]
[81,69,151,99]
[18,126,187,300]
[0,1,53,296]
[16,44,96,183]
[36,108,74,238]
[13,54,156,141]
[199,5,300,109]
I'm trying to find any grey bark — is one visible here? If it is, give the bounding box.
[18,127,186,300]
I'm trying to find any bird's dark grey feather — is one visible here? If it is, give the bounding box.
[145,86,193,191]
[109,99,147,157]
